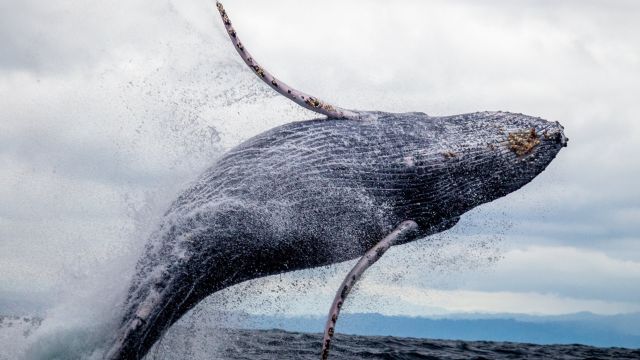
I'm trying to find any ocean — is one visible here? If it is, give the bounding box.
[152,328,640,360]
[3,315,640,359]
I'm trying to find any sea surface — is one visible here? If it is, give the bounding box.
[3,316,640,359]
[151,328,640,360]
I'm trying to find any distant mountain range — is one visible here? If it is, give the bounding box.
[239,312,640,349]
[2,291,639,349]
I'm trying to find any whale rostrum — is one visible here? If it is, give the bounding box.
[104,3,567,359]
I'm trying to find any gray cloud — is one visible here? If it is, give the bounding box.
[0,0,207,73]
[1,0,639,318]
[462,245,640,303]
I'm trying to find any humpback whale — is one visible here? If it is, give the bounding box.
[105,2,568,359]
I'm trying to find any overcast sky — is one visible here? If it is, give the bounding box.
[1,0,640,326]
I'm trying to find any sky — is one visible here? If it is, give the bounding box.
[1,0,640,327]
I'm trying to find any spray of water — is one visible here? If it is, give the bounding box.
[0,1,298,358]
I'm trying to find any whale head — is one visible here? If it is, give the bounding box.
[395,111,568,222]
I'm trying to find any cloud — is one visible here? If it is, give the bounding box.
[1,0,639,321]
[358,285,640,316]
[0,0,226,73]
[463,246,640,303]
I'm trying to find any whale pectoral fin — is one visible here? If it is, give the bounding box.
[215,2,359,120]
[320,220,419,359]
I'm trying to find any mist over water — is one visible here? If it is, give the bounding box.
[0,1,290,357]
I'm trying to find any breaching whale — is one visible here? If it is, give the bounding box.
[105,2,568,359]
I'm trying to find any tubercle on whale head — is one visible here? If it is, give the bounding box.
[508,128,541,156]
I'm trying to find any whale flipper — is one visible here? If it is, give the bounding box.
[321,220,419,359]
[216,2,360,119]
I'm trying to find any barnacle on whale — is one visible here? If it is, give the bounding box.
[508,128,540,157]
